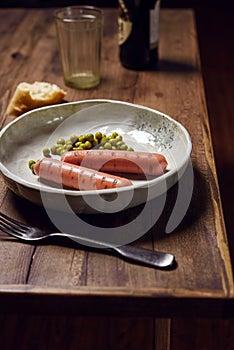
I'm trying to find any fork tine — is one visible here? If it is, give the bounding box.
[0,212,28,232]
[0,222,25,238]
[0,224,22,237]
[0,212,28,236]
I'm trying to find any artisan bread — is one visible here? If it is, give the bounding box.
[6,81,66,116]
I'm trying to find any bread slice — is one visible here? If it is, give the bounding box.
[6,81,67,116]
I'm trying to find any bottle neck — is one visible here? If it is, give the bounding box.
[119,0,158,11]
[148,0,158,9]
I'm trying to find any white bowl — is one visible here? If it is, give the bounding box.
[0,99,192,214]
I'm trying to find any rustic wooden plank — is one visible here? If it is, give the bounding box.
[0,284,230,319]
[0,184,35,285]
[0,9,56,93]
[0,313,154,350]
[155,318,171,350]
[28,245,88,287]
[0,236,34,284]
[170,317,234,350]
[133,9,233,293]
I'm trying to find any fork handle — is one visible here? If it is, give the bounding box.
[57,233,175,269]
[113,245,175,268]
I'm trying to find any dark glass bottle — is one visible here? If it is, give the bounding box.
[118,0,160,70]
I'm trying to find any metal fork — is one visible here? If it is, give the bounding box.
[0,211,175,269]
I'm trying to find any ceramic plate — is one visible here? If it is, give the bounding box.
[0,99,192,214]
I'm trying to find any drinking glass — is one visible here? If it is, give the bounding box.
[54,6,104,89]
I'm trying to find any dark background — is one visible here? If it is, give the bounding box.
[0,0,233,9]
[1,0,234,265]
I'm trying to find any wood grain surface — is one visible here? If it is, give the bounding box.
[0,7,233,350]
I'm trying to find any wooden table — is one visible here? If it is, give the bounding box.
[0,7,233,350]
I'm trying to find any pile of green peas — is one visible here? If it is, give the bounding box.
[42,131,134,157]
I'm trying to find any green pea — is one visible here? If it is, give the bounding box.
[79,135,86,143]
[56,146,64,155]
[116,141,124,148]
[28,160,35,168]
[50,145,57,155]
[74,144,84,150]
[70,135,78,144]
[28,160,36,174]
[65,140,73,145]
[111,132,119,138]
[84,141,92,149]
[95,131,102,140]
[75,141,82,147]
[104,142,112,149]
[115,135,123,142]
[119,144,128,150]
[92,138,98,147]
[64,144,73,151]
[101,137,108,144]
[85,133,94,142]
[57,138,65,145]
[109,138,117,145]
[42,148,50,157]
